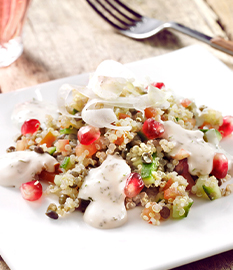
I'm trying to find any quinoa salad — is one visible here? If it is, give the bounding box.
[1,60,233,229]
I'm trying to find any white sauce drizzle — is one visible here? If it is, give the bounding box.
[78,155,131,229]
[163,121,217,175]
[0,151,59,188]
[11,99,58,128]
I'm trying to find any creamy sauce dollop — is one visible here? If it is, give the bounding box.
[0,151,59,188]
[78,155,131,229]
[11,99,58,128]
[163,121,217,175]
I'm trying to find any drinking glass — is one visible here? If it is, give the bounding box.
[0,0,31,67]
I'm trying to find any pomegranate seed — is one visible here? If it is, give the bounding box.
[20,180,43,201]
[78,125,100,145]
[142,118,165,139]
[21,119,40,135]
[211,152,228,179]
[218,116,233,138]
[151,82,165,89]
[124,172,144,198]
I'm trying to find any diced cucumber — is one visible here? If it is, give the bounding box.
[155,192,164,202]
[193,176,208,198]
[60,157,73,170]
[47,146,56,155]
[193,175,221,200]
[60,127,77,135]
[202,129,222,146]
[141,154,158,185]
[203,184,221,200]
[172,201,193,219]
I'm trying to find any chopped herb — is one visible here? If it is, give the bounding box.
[60,157,71,170]
[72,109,79,115]
[60,126,77,135]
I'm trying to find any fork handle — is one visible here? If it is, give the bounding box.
[210,37,233,55]
[170,23,233,56]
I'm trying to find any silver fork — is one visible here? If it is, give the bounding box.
[86,0,233,56]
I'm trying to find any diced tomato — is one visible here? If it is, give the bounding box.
[142,118,165,139]
[164,187,182,200]
[124,172,144,198]
[141,202,161,224]
[174,158,195,190]
[211,152,228,179]
[198,121,214,130]
[185,118,196,128]
[114,135,124,145]
[38,171,57,183]
[55,139,70,156]
[38,163,61,183]
[56,139,69,151]
[180,98,192,108]
[173,149,190,160]
[144,107,158,118]
[163,178,174,191]
[21,119,40,135]
[218,116,233,138]
[75,142,97,157]
[78,125,100,145]
[118,113,130,119]
[16,137,30,151]
[20,180,43,201]
[39,131,56,147]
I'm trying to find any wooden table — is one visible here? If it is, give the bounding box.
[0,0,233,269]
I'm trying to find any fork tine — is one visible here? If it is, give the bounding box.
[86,0,140,30]
[86,0,124,30]
[105,0,141,23]
[96,0,136,27]
[114,0,142,19]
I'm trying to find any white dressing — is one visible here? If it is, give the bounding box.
[163,121,216,175]
[78,155,131,229]
[11,99,58,129]
[0,151,59,188]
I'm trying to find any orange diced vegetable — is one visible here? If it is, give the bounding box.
[163,178,174,191]
[180,98,192,108]
[39,131,56,147]
[164,187,182,200]
[75,142,97,157]
[144,107,158,118]
[114,135,124,145]
[118,113,130,119]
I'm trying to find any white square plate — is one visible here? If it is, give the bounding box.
[1,45,233,270]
